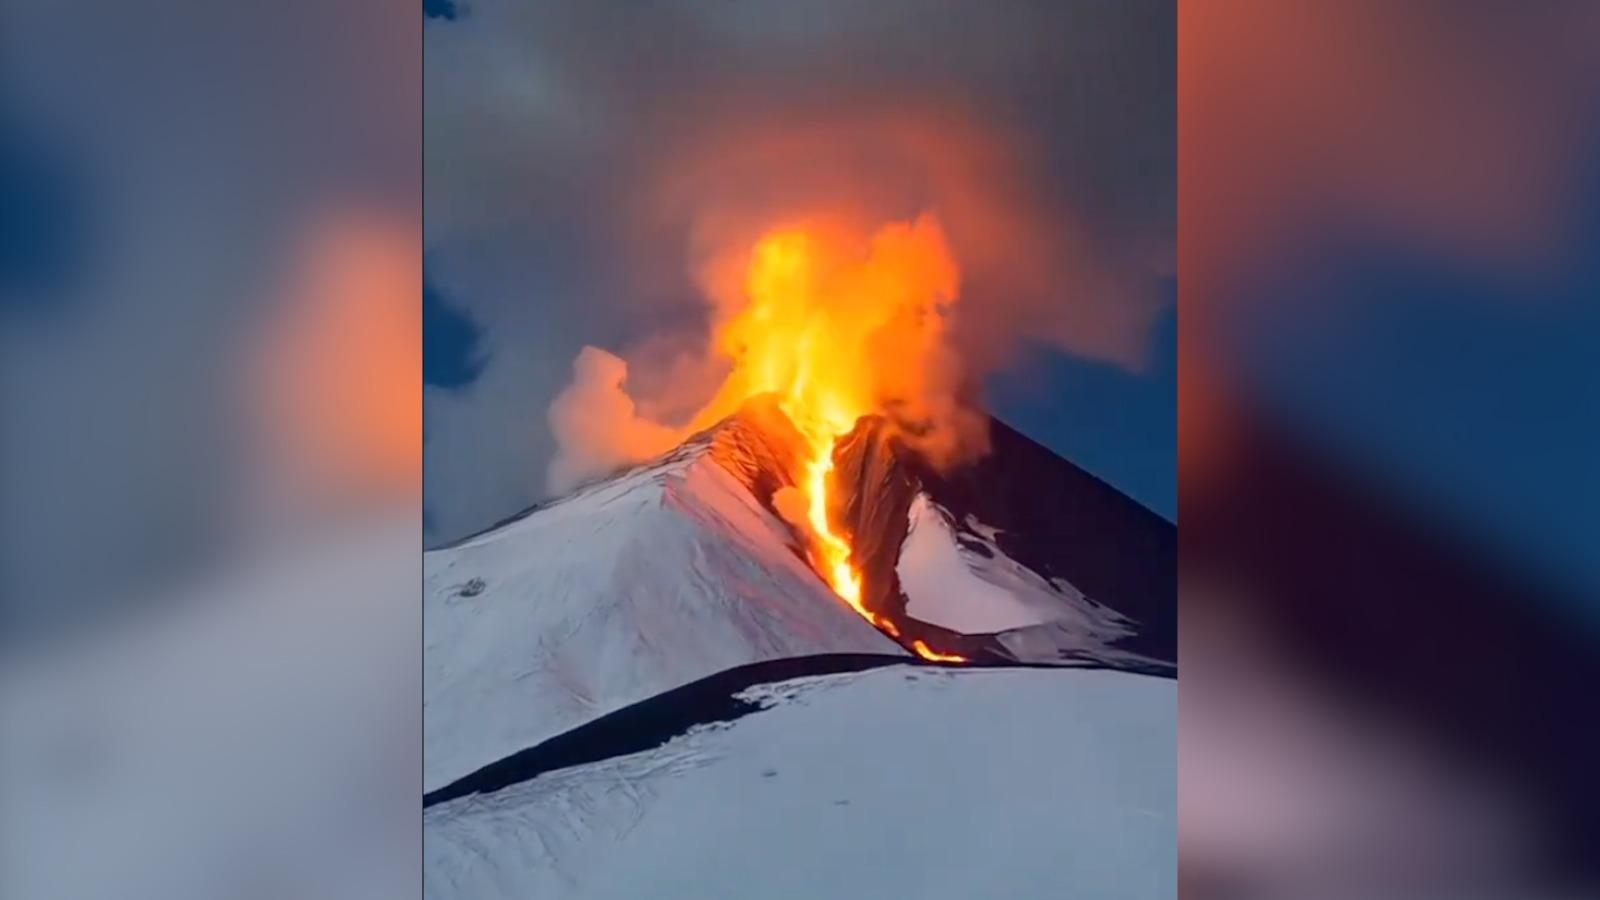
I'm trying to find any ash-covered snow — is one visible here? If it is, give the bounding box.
[424,664,1175,900]
[424,415,903,792]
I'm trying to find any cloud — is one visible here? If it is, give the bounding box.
[544,347,682,493]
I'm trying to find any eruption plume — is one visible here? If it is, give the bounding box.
[546,212,977,660]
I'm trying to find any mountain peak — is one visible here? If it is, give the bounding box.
[422,400,900,792]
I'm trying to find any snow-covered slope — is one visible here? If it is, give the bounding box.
[898,492,1132,636]
[837,416,1177,671]
[424,405,1176,896]
[424,663,1175,900]
[897,492,1169,671]
[423,405,903,791]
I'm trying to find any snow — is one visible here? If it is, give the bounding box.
[897,493,1140,652]
[897,493,1061,633]
[424,664,1176,900]
[422,414,1173,896]
[424,425,903,792]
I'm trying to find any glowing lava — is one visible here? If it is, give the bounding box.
[686,215,968,664]
[911,640,967,663]
[802,442,888,634]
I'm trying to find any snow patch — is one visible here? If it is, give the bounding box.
[896,494,1063,633]
[897,494,1139,649]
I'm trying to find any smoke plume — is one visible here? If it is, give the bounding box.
[544,106,1168,492]
[423,0,1174,533]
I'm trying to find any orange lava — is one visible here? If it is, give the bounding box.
[911,640,968,664]
[686,215,968,663]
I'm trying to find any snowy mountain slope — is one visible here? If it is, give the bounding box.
[424,653,909,808]
[423,404,903,792]
[897,492,1170,672]
[837,416,1177,671]
[424,663,1176,900]
[898,492,1130,636]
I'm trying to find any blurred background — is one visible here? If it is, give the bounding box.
[1182,1,1600,896]
[0,1,418,897]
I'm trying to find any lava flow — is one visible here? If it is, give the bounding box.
[687,215,968,663]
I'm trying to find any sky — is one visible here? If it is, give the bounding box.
[422,0,1177,545]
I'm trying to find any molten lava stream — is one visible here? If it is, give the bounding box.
[911,640,967,663]
[697,217,969,664]
[803,433,966,665]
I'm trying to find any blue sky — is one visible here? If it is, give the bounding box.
[0,115,86,308]
[987,286,1176,521]
[423,265,484,390]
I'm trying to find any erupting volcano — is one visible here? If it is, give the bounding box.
[425,209,1173,900]
[423,209,1174,777]
[422,217,1176,900]
[684,214,975,660]
[424,372,1175,895]
[547,211,994,660]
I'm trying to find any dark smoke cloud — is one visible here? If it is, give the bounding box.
[424,0,1175,543]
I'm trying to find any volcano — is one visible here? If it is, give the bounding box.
[423,402,1175,897]
[833,413,1175,672]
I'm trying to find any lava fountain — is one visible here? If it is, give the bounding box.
[685,214,969,662]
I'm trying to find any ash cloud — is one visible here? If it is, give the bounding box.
[425,0,1174,542]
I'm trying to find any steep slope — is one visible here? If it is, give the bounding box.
[427,404,1176,788]
[424,404,1176,898]
[836,416,1176,671]
[423,401,903,792]
[424,663,1176,900]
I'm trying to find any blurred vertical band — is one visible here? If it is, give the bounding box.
[1182,1,1600,896]
[0,1,419,898]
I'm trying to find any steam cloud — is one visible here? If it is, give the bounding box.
[546,347,681,493]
